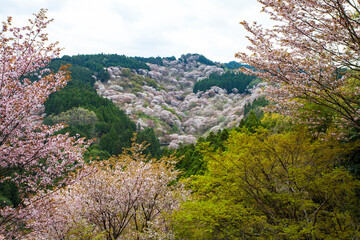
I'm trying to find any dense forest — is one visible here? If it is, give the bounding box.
[45,56,162,159]
[193,71,258,94]
[54,54,151,82]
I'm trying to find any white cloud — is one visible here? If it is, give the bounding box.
[0,0,271,62]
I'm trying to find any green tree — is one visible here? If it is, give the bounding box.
[172,128,360,239]
[136,128,161,157]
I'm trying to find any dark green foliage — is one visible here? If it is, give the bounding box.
[166,129,231,178]
[51,54,150,83]
[243,96,269,117]
[239,111,262,133]
[223,61,255,70]
[193,71,257,94]
[0,194,11,207]
[343,147,360,177]
[136,128,161,157]
[58,54,150,71]
[56,124,96,139]
[99,125,134,156]
[178,56,188,64]
[0,182,20,207]
[172,144,204,177]
[197,54,215,66]
[45,83,99,115]
[49,60,96,85]
[84,144,111,161]
[164,56,176,61]
[134,56,163,66]
[45,81,137,157]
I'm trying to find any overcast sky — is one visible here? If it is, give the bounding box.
[0,0,271,63]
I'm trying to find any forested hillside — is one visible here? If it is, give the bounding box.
[39,53,263,158]
[2,3,360,239]
[43,52,267,170]
[94,53,265,147]
[45,55,162,159]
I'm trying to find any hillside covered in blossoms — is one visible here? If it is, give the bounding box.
[95,53,265,148]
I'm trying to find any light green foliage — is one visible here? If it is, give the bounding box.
[50,107,98,126]
[131,86,143,94]
[65,220,106,240]
[243,96,269,117]
[119,68,160,92]
[143,101,150,108]
[172,128,360,239]
[144,76,159,89]
[162,106,183,121]
[84,144,111,161]
[260,113,294,134]
[247,77,262,89]
[173,197,268,240]
[217,115,225,123]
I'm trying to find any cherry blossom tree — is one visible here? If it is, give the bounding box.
[0,9,89,237]
[25,141,186,240]
[236,0,360,135]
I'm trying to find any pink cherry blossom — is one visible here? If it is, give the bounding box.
[236,0,360,135]
[25,141,186,240]
[0,9,90,237]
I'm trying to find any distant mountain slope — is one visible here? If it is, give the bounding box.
[44,54,163,158]
[45,53,265,148]
[94,54,265,147]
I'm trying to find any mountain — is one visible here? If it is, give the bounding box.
[94,53,265,147]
